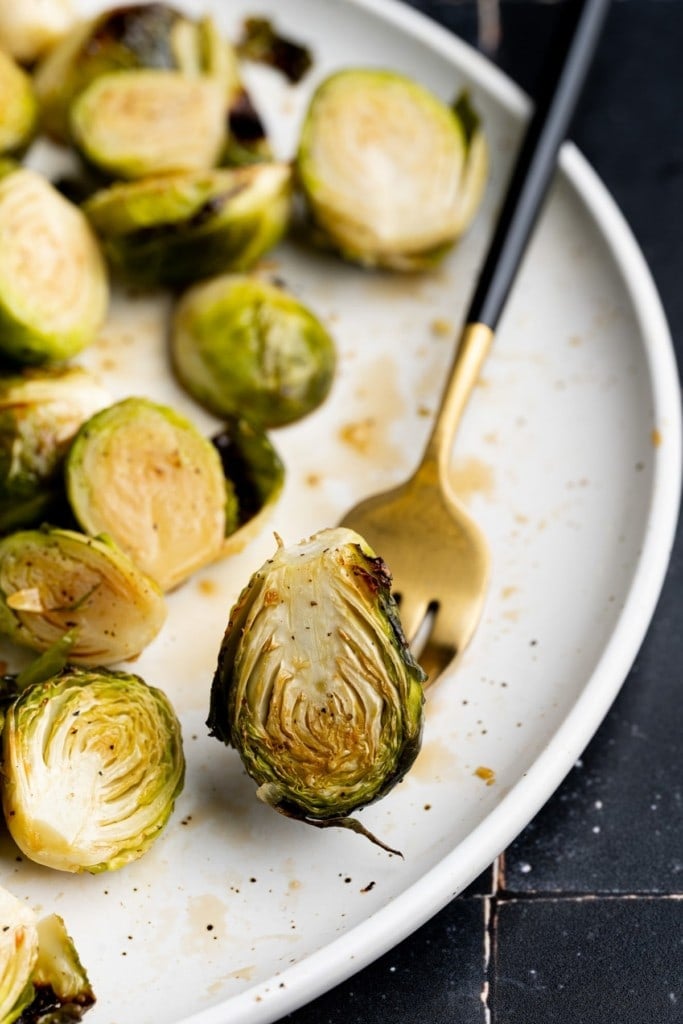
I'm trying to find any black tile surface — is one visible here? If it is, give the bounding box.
[282,896,487,1024]
[279,0,683,1021]
[491,896,683,1023]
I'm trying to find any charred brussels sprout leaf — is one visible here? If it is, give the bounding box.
[237,17,313,84]
[0,168,109,365]
[0,527,166,665]
[31,913,95,1019]
[212,416,285,529]
[65,397,232,591]
[83,163,292,289]
[0,887,95,1023]
[207,528,426,849]
[0,366,110,534]
[172,274,336,428]
[70,69,226,180]
[1,666,185,873]
[0,49,38,158]
[212,416,285,561]
[296,68,488,270]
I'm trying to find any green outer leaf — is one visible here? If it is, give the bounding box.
[212,416,285,529]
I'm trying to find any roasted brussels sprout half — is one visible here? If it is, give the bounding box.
[0,366,110,534]
[83,163,292,289]
[0,885,38,1023]
[172,274,336,428]
[34,2,223,142]
[207,528,426,849]
[66,397,233,591]
[70,69,226,180]
[1,666,185,872]
[0,0,76,65]
[0,168,109,365]
[0,527,166,665]
[0,49,38,158]
[0,887,94,1023]
[296,69,488,270]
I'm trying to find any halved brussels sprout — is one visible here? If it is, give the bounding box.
[83,163,292,289]
[207,527,426,848]
[0,885,38,1023]
[0,168,109,365]
[0,49,38,158]
[0,366,110,534]
[296,69,488,270]
[65,397,232,591]
[34,2,215,142]
[0,527,166,665]
[0,887,95,1022]
[1,666,185,873]
[172,274,336,428]
[0,0,76,65]
[70,69,226,180]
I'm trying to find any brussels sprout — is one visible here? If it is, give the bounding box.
[0,887,95,1023]
[0,0,76,65]
[65,397,232,592]
[207,528,426,849]
[83,162,292,289]
[0,366,110,534]
[0,885,37,1023]
[1,666,184,872]
[0,168,109,365]
[70,69,226,180]
[0,49,38,158]
[34,2,216,142]
[0,527,166,665]
[296,69,488,270]
[172,274,336,428]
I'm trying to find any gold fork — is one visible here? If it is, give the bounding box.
[340,0,611,680]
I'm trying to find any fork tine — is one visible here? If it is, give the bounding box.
[393,589,431,650]
[419,639,457,687]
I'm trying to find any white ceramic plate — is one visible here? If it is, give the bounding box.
[3,0,680,1022]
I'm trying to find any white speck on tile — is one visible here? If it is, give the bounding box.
[519,862,532,874]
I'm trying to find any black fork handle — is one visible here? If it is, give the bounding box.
[466,0,612,331]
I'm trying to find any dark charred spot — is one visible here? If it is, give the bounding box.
[229,88,268,144]
[238,17,313,84]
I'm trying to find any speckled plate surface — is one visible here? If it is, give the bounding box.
[3,0,680,1022]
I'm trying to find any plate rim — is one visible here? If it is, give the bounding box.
[174,0,682,1021]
